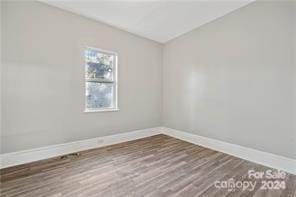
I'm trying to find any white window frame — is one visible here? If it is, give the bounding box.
[84,47,119,113]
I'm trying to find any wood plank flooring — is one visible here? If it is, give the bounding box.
[0,134,295,197]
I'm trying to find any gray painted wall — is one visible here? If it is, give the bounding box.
[1,2,163,153]
[293,2,296,158]
[0,1,2,153]
[1,1,295,160]
[162,1,295,159]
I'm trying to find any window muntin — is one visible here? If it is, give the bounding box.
[85,47,118,112]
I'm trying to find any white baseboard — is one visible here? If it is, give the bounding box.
[161,127,296,175]
[0,127,162,169]
[1,126,295,175]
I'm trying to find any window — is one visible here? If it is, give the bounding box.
[84,47,118,112]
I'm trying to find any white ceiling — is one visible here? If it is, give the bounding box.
[41,0,254,43]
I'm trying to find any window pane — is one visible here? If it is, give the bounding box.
[85,48,114,81]
[86,82,114,109]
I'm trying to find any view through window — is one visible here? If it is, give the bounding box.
[84,47,118,111]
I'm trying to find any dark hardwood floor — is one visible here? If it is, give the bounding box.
[0,134,295,197]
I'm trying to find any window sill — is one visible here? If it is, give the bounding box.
[84,108,119,113]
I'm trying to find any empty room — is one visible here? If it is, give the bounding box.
[0,0,296,196]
